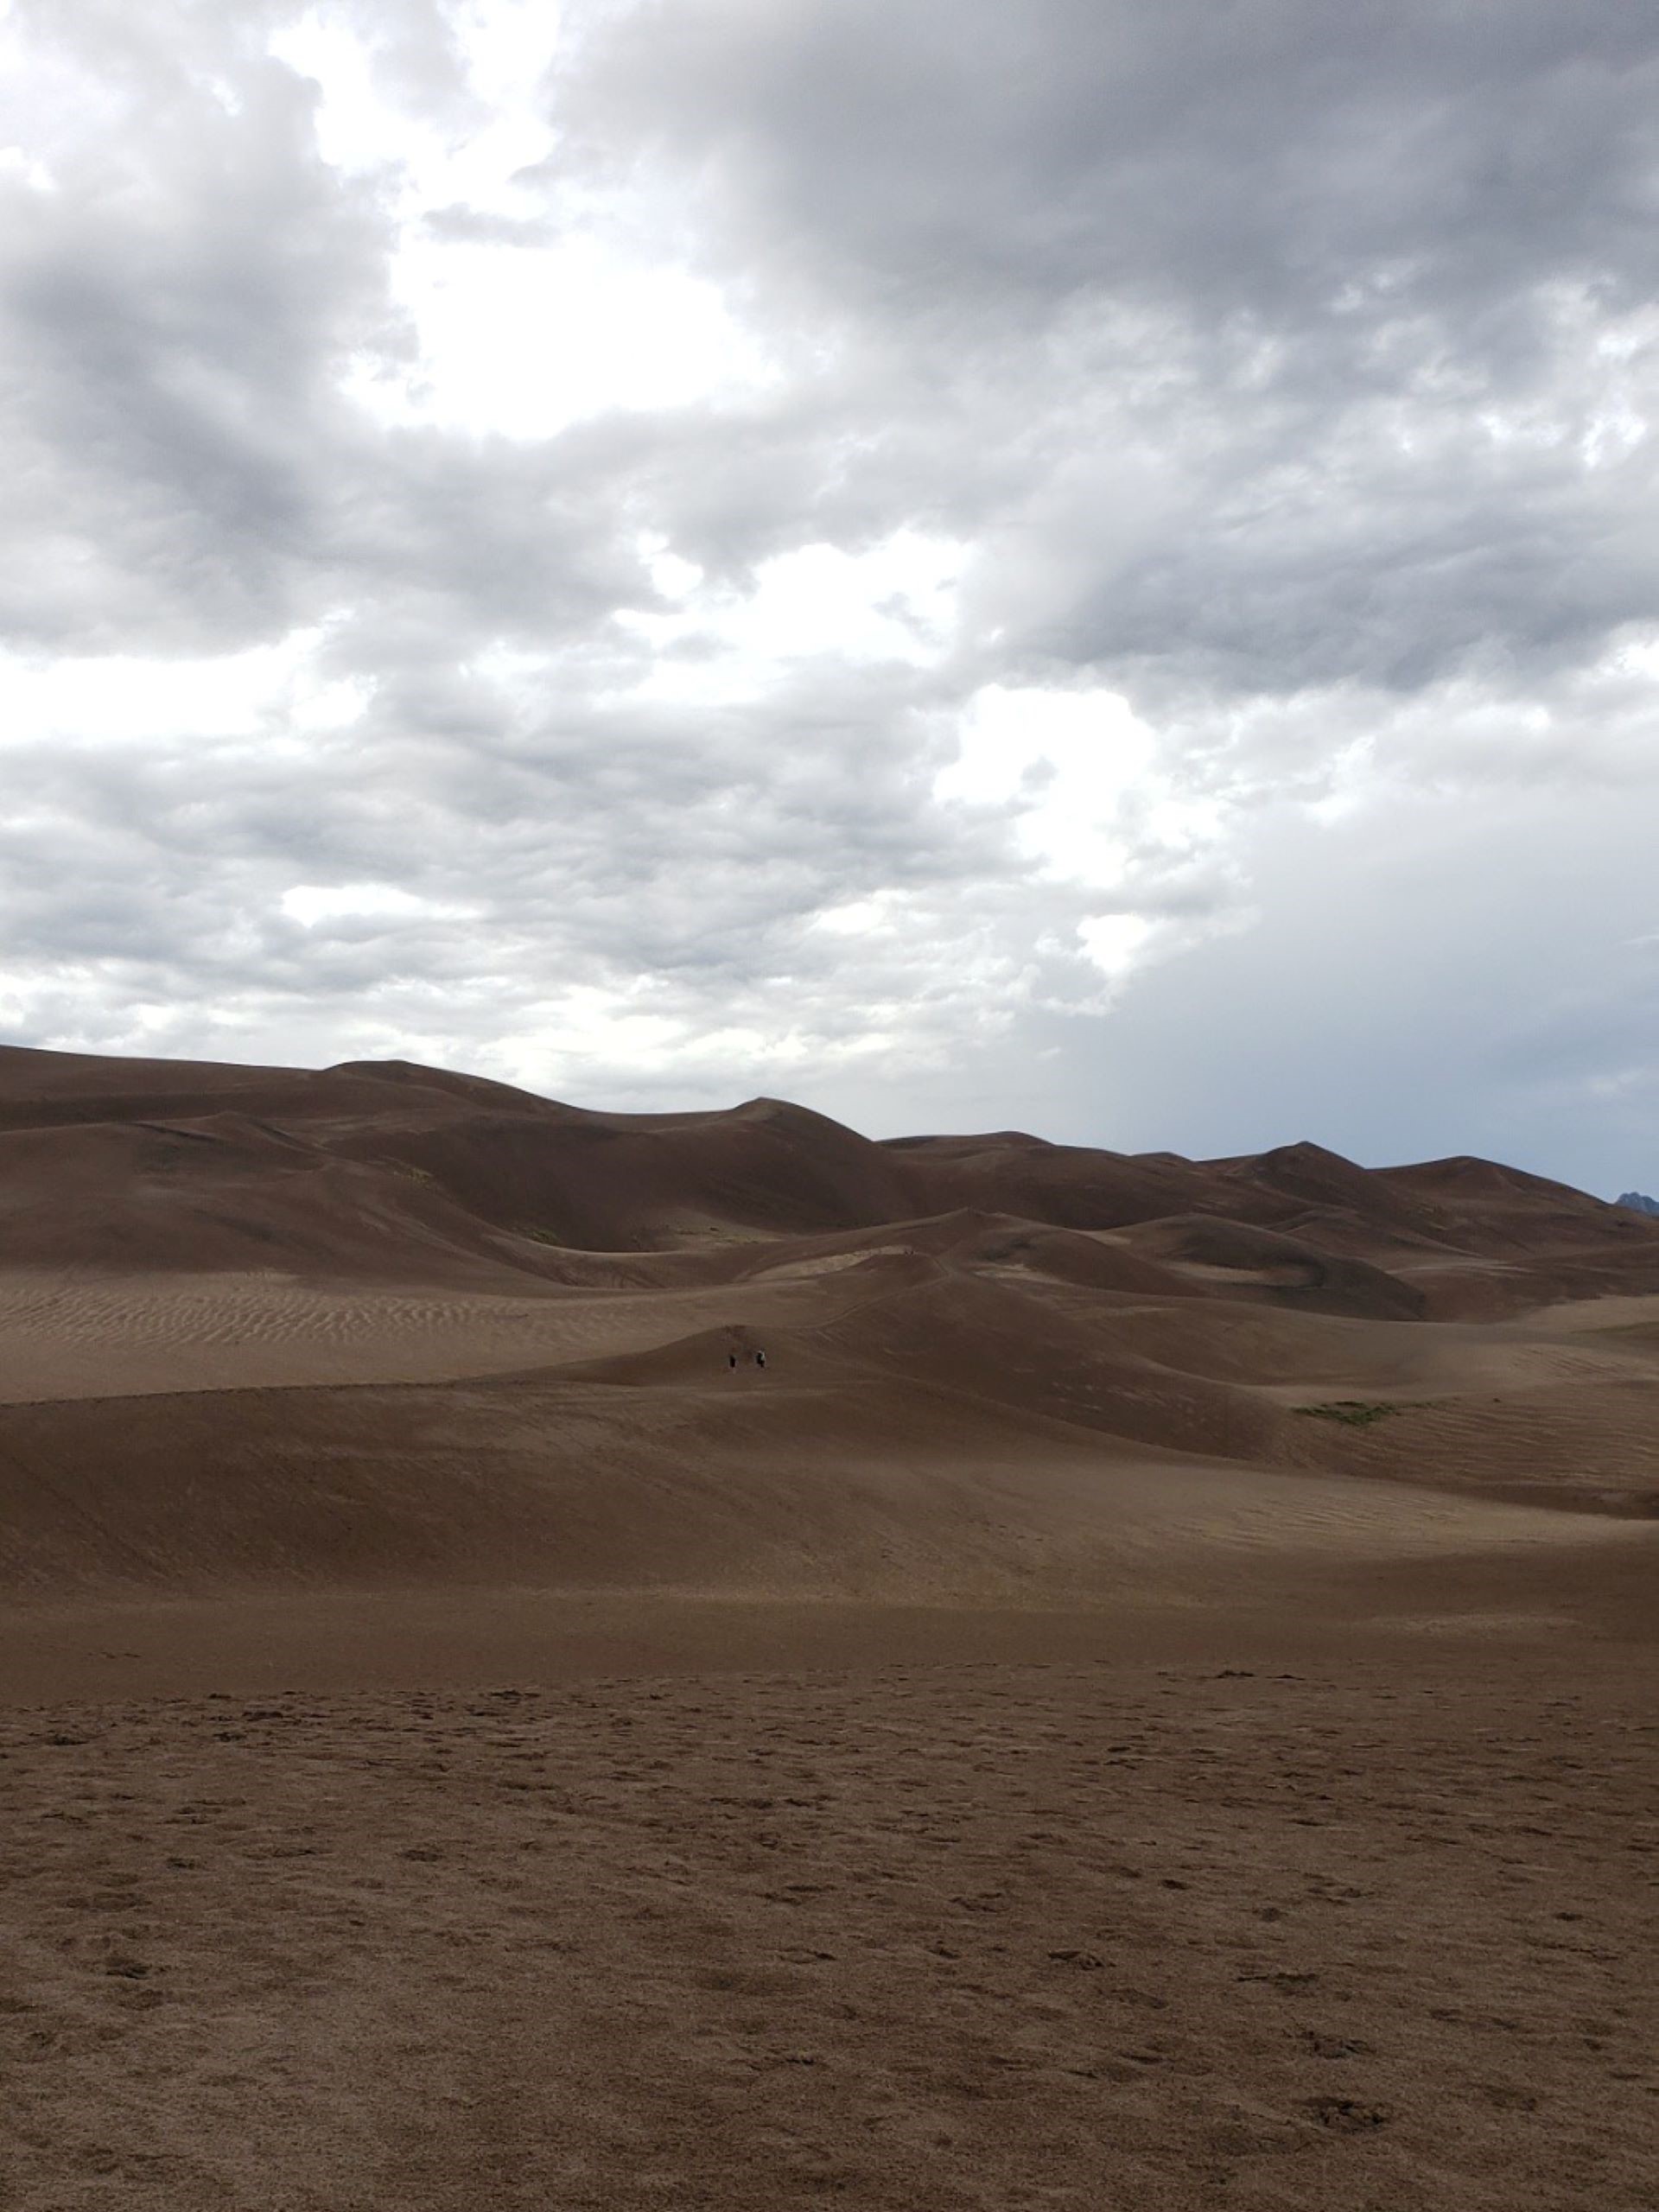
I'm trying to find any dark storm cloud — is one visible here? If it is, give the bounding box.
[565,0,1659,327]
[550,0,1659,695]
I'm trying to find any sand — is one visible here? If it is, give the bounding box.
[2,1043,1657,2208]
[4,1605,1656,2211]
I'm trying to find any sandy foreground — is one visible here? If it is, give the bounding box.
[3,1559,1656,2212]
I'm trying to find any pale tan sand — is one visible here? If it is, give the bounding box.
[0,1267,862,1406]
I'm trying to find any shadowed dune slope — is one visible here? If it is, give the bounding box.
[1114,1215,1427,1321]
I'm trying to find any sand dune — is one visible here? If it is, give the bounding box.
[4,1046,1658,2209]
[2,1039,1658,1600]
[7,1351,1643,1604]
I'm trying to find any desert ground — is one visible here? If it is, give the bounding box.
[1,1044,1656,2209]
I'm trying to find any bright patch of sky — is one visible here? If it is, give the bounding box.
[620,532,964,693]
[281,881,473,927]
[278,3,776,435]
[0,637,368,750]
[938,686,1154,883]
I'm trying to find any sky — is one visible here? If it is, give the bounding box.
[1,0,1656,1195]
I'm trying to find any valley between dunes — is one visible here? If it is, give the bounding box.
[1,1044,1656,2210]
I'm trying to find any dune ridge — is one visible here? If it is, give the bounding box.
[1,1040,1657,1604]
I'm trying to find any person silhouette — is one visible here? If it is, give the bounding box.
[754,1348,766,1370]
[728,1350,738,1370]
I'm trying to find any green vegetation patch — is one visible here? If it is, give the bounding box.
[1292,1400,1401,1428]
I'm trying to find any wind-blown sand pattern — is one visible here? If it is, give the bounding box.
[1,1043,1656,2208]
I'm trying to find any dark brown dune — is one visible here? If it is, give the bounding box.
[0,1039,1649,1270]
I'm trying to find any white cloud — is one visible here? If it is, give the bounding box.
[938,684,1155,883]
[280,880,472,926]
[276,3,777,439]
[0,632,368,749]
[352,238,778,437]
[1076,912,1152,979]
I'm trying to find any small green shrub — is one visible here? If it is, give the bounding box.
[1292,1400,1399,1427]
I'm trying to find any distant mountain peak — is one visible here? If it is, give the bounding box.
[1616,1191,1659,1217]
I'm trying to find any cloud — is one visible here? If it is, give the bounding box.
[556,0,1659,689]
[563,1,1659,328]
[0,3,659,660]
[0,0,1654,1192]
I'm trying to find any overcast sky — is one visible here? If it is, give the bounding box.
[2,1,1656,1192]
